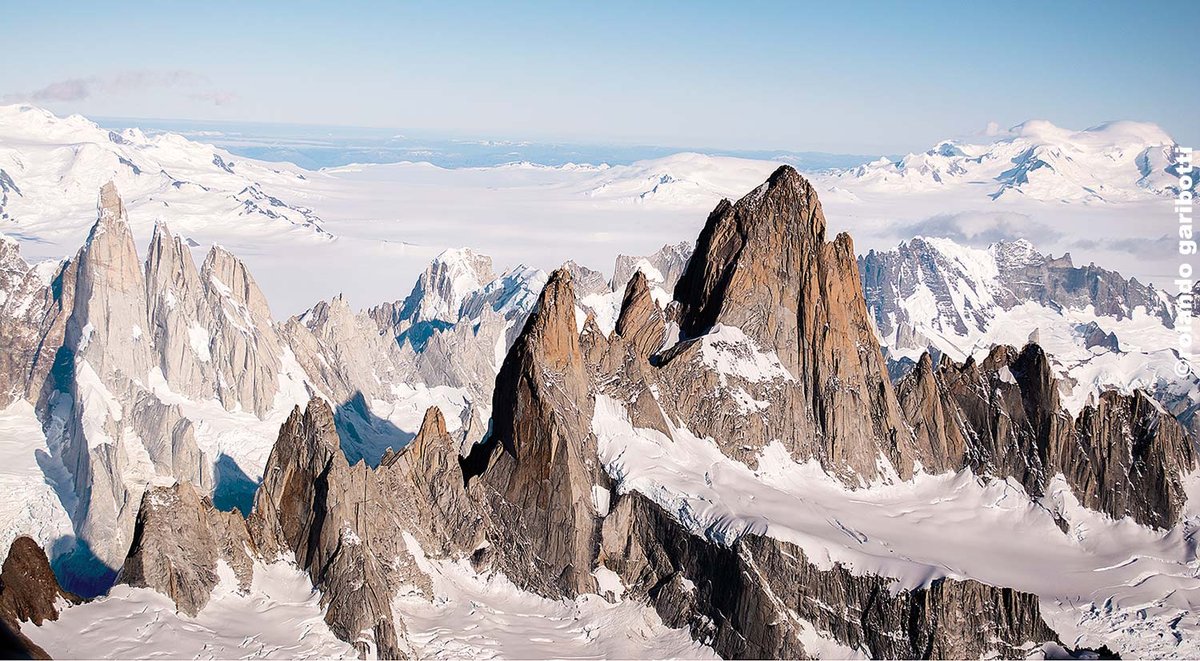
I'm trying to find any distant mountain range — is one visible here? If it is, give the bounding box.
[0,105,1195,659]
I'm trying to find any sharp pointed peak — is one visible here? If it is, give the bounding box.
[97,180,124,220]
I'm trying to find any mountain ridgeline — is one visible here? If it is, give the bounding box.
[0,168,1193,658]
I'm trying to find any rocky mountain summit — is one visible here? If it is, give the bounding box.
[1,167,1197,659]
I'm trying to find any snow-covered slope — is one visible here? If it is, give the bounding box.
[582,152,780,206]
[0,104,326,245]
[859,236,1197,415]
[1,107,1195,660]
[833,120,1180,202]
[593,394,1200,658]
[28,560,357,659]
[1,107,1183,316]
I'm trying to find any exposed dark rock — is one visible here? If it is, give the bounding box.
[615,271,666,359]
[476,269,610,597]
[601,492,1060,659]
[895,344,1196,527]
[668,165,913,480]
[0,619,49,660]
[1077,321,1120,351]
[0,537,81,626]
[859,237,1173,357]
[249,400,409,658]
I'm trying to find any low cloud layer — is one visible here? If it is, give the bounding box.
[2,70,233,106]
[886,211,1064,246]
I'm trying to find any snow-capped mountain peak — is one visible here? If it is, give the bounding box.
[0,104,326,251]
[836,118,1180,202]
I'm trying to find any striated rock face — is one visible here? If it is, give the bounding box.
[121,395,491,656]
[896,343,1196,527]
[667,165,912,480]
[562,260,611,299]
[614,271,666,360]
[379,407,481,552]
[601,491,1057,660]
[119,482,253,616]
[280,294,420,464]
[248,400,408,658]
[0,537,81,627]
[67,182,153,380]
[1067,390,1194,527]
[612,241,692,295]
[144,222,211,402]
[0,235,67,409]
[35,168,1194,659]
[0,182,313,590]
[476,269,610,597]
[197,244,284,417]
[244,399,484,657]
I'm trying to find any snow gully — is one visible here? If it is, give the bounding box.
[1176,145,1195,377]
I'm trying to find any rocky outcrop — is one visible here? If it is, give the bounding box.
[562,260,610,299]
[1066,390,1194,528]
[475,269,611,597]
[0,619,48,660]
[0,537,75,660]
[994,241,1171,323]
[667,165,913,480]
[1,183,298,589]
[614,271,666,359]
[14,168,1193,659]
[0,537,81,626]
[1077,321,1120,351]
[379,407,482,553]
[197,245,284,417]
[249,400,409,658]
[896,344,1196,527]
[601,491,1058,660]
[119,482,253,616]
[369,247,496,339]
[895,352,968,473]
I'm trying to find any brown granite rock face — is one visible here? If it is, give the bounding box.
[895,343,1196,527]
[0,536,65,660]
[476,268,610,597]
[666,165,912,480]
[249,400,408,658]
[0,537,81,627]
[895,352,968,473]
[119,396,490,658]
[379,406,483,553]
[614,271,666,360]
[600,492,1059,660]
[1066,390,1194,528]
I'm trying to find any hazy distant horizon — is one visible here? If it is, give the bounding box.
[95,114,892,170]
[6,2,1196,152]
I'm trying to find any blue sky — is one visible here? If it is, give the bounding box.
[1,0,1195,153]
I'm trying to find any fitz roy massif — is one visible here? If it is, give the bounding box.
[0,104,1196,660]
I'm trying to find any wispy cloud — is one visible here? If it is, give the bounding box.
[188,90,238,106]
[1068,235,1175,261]
[887,211,1063,246]
[2,70,234,106]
